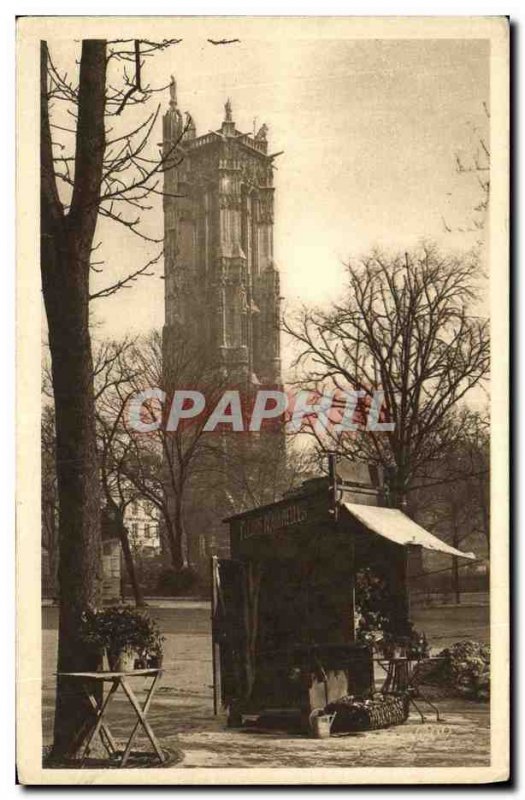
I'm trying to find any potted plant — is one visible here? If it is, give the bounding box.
[80,607,165,672]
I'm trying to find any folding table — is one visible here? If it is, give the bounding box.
[58,668,164,767]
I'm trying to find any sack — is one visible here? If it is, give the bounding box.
[324,693,409,733]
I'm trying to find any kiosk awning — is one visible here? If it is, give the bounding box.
[342,503,476,560]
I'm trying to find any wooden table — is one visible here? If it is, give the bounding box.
[58,669,164,767]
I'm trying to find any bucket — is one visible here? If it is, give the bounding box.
[309,709,336,739]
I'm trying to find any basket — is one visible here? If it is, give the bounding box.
[324,693,409,733]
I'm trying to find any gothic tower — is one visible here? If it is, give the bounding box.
[162,78,281,388]
[161,79,284,570]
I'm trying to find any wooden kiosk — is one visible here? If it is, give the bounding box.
[211,456,475,730]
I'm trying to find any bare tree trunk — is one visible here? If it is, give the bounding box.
[174,494,189,568]
[167,506,185,572]
[479,480,490,548]
[452,557,460,604]
[41,40,107,760]
[452,526,461,605]
[116,513,146,607]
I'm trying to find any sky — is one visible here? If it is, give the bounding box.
[48,34,490,355]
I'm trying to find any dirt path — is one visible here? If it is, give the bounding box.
[42,603,490,769]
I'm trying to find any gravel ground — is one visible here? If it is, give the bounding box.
[42,602,490,769]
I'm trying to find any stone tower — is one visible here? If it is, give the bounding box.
[161,79,284,570]
[162,79,281,387]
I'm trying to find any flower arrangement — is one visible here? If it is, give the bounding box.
[355,568,429,659]
[79,606,165,671]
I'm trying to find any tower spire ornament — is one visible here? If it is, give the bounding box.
[224,98,233,122]
[169,75,177,109]
[163,75,184,148]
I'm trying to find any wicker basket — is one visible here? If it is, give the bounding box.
[324,693,409,733]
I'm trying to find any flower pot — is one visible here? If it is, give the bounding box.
[107,649,137,673]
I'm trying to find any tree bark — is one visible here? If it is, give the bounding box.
[41,40,107,760]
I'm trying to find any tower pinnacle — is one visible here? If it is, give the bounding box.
[163,75,184,147]
[224,98,233,122]
[169,75,178,109]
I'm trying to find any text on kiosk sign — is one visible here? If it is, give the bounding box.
[239,502,308,541]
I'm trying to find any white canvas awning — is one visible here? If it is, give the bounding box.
[342,503,476,560]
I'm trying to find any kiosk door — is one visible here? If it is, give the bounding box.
[211,556,247,715]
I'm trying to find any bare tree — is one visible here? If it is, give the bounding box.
[459,410,490,547]
[41,37,187,760]
[94,338,146,607]
[283,244,490,510]
[219,435,314,514]
[94,331,226,572]
[43,336,148,608]
[129,331,230,571]
[412,409,490,541]
[410,409,490,602]
[94,330,310,573]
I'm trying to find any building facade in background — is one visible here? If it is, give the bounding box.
[125,500,162,556]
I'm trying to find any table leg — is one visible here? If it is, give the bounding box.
[408,694,426,723]
[82,686,118,756]
[416,688,442,721]
[119,675,165,767]
[99,725,118,757]
[381,661,395,694]
[406,661,441,722]
[80,680,119,766]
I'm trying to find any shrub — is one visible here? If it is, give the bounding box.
[156,565,202,596]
